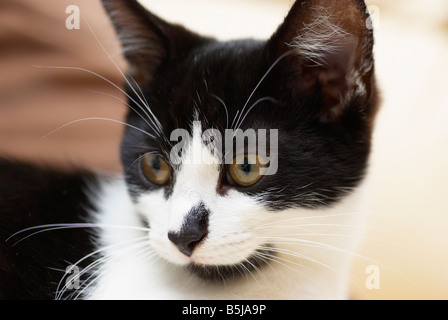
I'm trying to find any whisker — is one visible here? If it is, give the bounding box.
[126,151,158,173]
[250,212,365,230]
[233,255,259,285]
[232,50,293,131]
[230,109,240,130]
[252,221,396,236]
[69,241,155,300]
[41,117,156,141]
[262,245,336,274]
[7,223,149,247]
[271,231,405,251]
[55,236,150,300]
[232,97,278,134]
[87,89,156,135]
[32,65,152,132]
[254,249,320,287]
[210,94,229,129]
[83,18,163,136]
[240,254,270,289]
[261,236,420,289]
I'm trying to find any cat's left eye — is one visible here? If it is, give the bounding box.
[142,154,171,185]
[228,154,267,187]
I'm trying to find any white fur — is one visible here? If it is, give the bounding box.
[288,5,350,66]
[288,4,373,100]
[84,122,369,300]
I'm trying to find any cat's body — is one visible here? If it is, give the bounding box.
[0,0,378,300]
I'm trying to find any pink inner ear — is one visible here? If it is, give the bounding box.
[314,35,359,122]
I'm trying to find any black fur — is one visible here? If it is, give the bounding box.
[0,160,98,299]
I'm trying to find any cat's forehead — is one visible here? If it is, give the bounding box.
[188,40,265,74]
[176,40,267,99]
[162,40,279,133]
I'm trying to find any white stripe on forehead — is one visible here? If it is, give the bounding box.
[167,120,220,232]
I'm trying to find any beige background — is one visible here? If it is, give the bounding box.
[1,0,447,299]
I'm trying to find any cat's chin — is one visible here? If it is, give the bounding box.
[185,245,272,282]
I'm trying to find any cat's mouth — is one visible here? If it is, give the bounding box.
[186,245,272,282]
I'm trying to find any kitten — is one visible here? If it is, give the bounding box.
[0,0,378,300]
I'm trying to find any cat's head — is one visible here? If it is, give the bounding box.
[102,0,378,280]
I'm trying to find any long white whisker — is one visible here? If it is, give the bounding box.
[254,249,320,287]
[83,18,163,136]
[210,94,229,129]
[41,117,156,140]
[87,89,156,135]
[73,247,158,300]
[250,212,365,230]
[262,246,365,293]
[32,65,159,137]
[68,240,154,300]
[252,221,396,236]
[234,256,259,285]
[230,109,240,129]
[126,151,158,173]
[56,236,150,300]
[263,245,336,274]
[233,97,277,134]
[262,236,420,289]
[7,223,149,247]
[127,73,164,135]
[233,50,293,130]
[241,254,270,289]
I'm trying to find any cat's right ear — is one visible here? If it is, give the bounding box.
[267,0,376,123]
[101,0,207,83]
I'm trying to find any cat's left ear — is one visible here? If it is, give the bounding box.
[267,0,376,123]
[101,0,208,83]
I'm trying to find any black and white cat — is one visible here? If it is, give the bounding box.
[0,0,378,299]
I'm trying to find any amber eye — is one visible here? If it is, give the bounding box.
[228,154,268,187]
[142,154,171,185]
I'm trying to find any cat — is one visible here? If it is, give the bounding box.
[0,0,378,300]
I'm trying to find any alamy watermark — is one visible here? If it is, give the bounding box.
[65,5,80,30]
[169,121,279,176]
[65,265,81,290]
[365,265,380,290]
[366,5,380,30]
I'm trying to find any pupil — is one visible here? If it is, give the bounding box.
[240,157,251,174]
[152,157,161,172]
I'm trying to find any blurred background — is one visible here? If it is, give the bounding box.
[0,0,447,299]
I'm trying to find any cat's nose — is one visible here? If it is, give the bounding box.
[168,203,209,257]
[168,232,205,257]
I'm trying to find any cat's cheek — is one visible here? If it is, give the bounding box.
[133,191,185,262]
[135,189,167,225]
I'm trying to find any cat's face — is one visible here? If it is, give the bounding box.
[102,0,378,280]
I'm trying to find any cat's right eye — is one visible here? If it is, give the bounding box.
[141,154,171,185]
